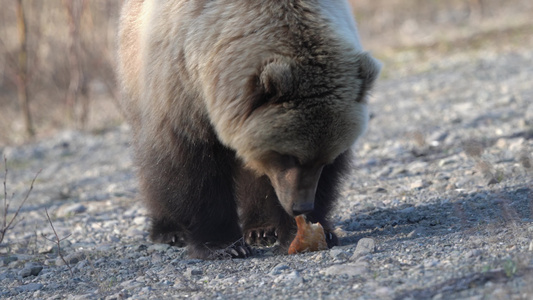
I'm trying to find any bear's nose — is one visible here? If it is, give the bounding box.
[292,202,314,216]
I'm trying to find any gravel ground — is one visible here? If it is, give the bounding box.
[0,45,532,299]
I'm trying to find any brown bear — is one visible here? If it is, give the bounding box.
[117,0,380,259]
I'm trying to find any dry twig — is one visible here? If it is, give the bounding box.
[0,156,40,244]
[43,207,74,276]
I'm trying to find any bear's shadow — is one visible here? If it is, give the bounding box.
[337,186,532,247]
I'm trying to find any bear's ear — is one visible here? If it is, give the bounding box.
[246,59,294,115]
[355,52,381,102]
[259,59,294,102]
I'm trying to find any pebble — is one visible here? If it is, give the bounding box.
[320,263,368,277]
[351,238,376,260]
[39,244,56,254]
[465,249,482,258]
[133,216,149,225]
[0,270,15,280]
[0,256,18,266]
[407,227,425,238]
[273,270,303,285]
[18,262,43,278]
[410,179,432,190]
[269,263,290,276]
[184,267,203,278]
[15,283,44,293]
[57,203,87,217]
[126,227,145,237]
[329,248,351,261]
[285,271,304,285]
[56,252,86,266]
[147,244,170,253]
[371,187,388,193]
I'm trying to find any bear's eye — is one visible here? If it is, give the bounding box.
[266,152,300,172]
[277,154,298,170]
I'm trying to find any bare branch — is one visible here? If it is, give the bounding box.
[4,169,41,234]
[0,156,40,244]
[44,207,74,276]
[2,156,8,239]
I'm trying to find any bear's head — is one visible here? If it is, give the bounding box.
[215,51,380,216]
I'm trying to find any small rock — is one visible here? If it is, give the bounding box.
[18,262,43,278]
[430,131,449,145]
[399,207,414,214]
[120,279,143,289]
[312,252,327,262]
[133,216,148,225]
[407,227,425,238]
[408,161,429,173]
[269,263,290,276]
[136,244,148,251]
[351,238,376,260]
[410,179,432,190]
[96,244,113,252]
[0,255,18,266]
[174,278,199,292]
[378,166,393,177]
[273,270,303,285]
[371,187,388,194]
[329,248,350,260]
[15,283,43,293]
[285,271,304,285]
[465,249,482,258]
[0,270,15,280]
[57,252,86,266]
[57,203,87,217]
[439,157,458,166]
[32,290,43,298]
[126,227,145,237]
[320,263,368,277]
[38,244,56,254]
[140,286,153,294]
[184,267,203,278]
[529,241,533,252]
[147,244,170,253]
[375,286,394,298]
[184,259,203,264]
[423,259,440,268]
[151,253,163,263]
[486,176,501,186]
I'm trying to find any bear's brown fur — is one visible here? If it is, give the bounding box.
[117,0,380,259]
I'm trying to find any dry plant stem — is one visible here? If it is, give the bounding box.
[44,207,74,276]
[0,156,40,244]
[1,156,8,244]
[16,0,35,137]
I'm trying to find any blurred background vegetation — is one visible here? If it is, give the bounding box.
[0,0,532,146]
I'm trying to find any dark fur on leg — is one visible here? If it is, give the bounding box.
[136,130,250,259]
[236,168,296,247]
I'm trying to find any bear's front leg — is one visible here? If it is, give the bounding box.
[136,136,251,259]
[236,169,296,248]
